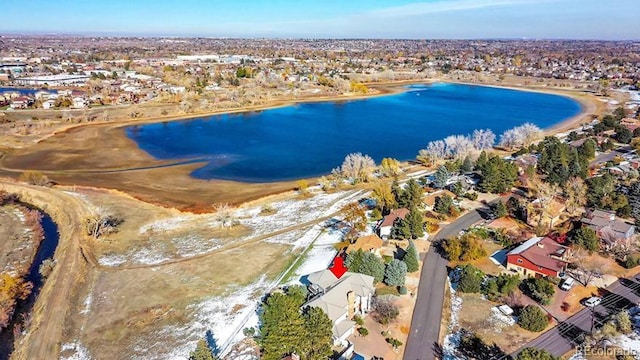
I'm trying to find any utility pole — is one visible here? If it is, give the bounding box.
[589,305,596,335]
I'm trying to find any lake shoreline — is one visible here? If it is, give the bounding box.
[1,80,603,210]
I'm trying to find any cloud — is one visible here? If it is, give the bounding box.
[363,0,557,18]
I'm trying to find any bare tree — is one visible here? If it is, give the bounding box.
[471,129,496,150]
[528,178,560,227]
[213,203,236,228]
[499,123,542,150]
[565,177,587,215]
[339,152,376,184]
[85,210,124,239]
[572,249,606,286]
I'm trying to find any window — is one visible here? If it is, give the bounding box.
[517,258,523,264]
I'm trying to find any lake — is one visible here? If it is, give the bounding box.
[0,87,57,95]
[125,83,581,182]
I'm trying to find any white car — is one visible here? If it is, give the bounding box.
[559,277,575,291]
[584,296,602,307]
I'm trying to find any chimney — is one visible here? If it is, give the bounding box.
[347,290,356,318]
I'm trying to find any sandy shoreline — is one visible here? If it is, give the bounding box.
[0,78,605,209]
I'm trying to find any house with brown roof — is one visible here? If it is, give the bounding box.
[506,237,570,278]
[376,208,410,239]
[345,234,384,257]
[581,209,636,248]
[423,190,457,210]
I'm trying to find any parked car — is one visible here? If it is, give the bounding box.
[584,296,602,307]
[559,277,575,291]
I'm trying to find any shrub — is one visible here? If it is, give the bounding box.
[457,330,508,359]
[464,192,478,201]
[518,305,549,332]
[398,286,407,295]
[386,337,403,349]
[521,278,555,305]
[353,315,364,326]
[38,258,56,278]
[458,265,485,293]
[372,297,399,325]
[358,327,369,336]
[516,347,559,360]
[441,234,487,262]
[622,254,640,269]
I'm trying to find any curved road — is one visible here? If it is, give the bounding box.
[404,207,486,360]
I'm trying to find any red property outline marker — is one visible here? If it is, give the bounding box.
[329,256,348,279]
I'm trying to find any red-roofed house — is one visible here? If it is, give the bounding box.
[376,208,410,239]
[506,237,570,278]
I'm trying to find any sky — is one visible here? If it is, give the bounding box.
[1,0,639,40]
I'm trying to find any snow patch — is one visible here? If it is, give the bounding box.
[97,254,127,267]
[442,281,463,359]
[136,276,271,360]
[60,342,92,360]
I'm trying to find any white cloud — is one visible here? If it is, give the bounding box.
[363,0,557,18]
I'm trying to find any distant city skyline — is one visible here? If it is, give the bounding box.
[2,0,639,40]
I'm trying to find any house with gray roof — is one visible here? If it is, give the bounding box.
[581,209,636,248]
[304,270,374,346]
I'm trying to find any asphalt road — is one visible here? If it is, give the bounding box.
[515,277,640,358]
[404,208,485,360]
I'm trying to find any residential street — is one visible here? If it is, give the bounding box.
[404,208,485,360]
[515,277,640,357]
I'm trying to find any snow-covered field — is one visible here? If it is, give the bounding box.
[98,190,360,267]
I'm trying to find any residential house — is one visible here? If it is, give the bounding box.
[345,234,384,257]
[513,154,539,173]
[42,99,56,109]
[506,236,571,278]
[9,96,30,109]
[423,190,457,211]
[620,118,640,132]
[581,209,636,248]
[72,97,86,109]
[304,270,375,346]
[376,208,410,239]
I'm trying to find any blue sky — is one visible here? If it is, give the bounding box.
[2,0,639,39]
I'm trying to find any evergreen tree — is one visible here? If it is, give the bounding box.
[390,217,411,239]
[259,293,307,360]
[434,165,450,189]
[492,200,508,218]
[189,339,217,360]
[461,155,474,173]
[403,240,420,273]
[384,259,408,286]
[458,265,484,293]
[346,250,385,283]
[302,307,333,360]
[406,207,425,239]
[434,195,454,215]
[571,227,599,251]
[517,305,549,332]
[404,179,424,208]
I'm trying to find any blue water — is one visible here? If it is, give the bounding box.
[125,83,581,182]
[0,87,57,95]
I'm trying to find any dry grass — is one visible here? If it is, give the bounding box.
[457,293,553,354]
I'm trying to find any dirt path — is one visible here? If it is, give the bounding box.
[0,180,92,360]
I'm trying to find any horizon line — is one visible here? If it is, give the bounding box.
[1,32,639,42]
